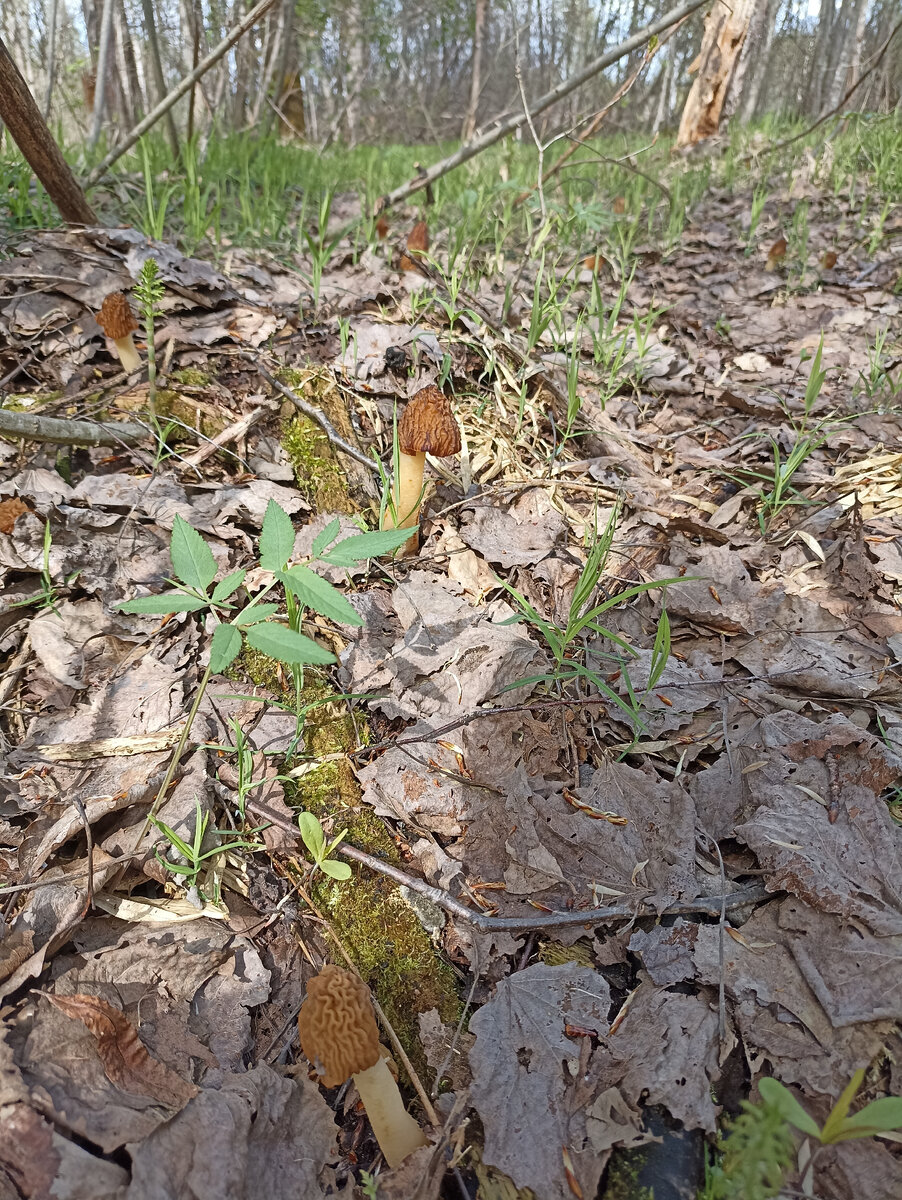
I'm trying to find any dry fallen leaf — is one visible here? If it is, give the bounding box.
[400,220,429,272]
[45,992,199,1107]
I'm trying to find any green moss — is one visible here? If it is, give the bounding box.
[289,677,460,1073]
[602,1148,656,1200]
[278,368,359,514]
[282,415,352,513]
[233,646,285,691]
[172,367,212,386]
[538,939,595,968]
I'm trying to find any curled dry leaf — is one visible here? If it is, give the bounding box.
[45,992,199,1108]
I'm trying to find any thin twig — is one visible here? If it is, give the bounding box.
[247,794,771,933]
[249,357,380,474]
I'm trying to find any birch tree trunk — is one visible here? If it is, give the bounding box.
[822,0,869,113]
[461,0,487,139]
[739,0,777,122]
[675,0,757,147]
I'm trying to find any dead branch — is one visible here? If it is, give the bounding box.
[247,794,770,933]
[85,0,279,187]
[0,409,148,446]
[375,0,707,213]
[0,36,96,224]
[514,17,688,209]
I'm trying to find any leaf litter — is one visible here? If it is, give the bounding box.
[1,159,901,1200]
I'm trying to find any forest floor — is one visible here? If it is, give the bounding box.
[1,122,902,1200]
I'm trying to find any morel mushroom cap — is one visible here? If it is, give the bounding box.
[298,964,428,1168]
[298,964,380,1087]
[96,292,138,340]
[398,385,461,458]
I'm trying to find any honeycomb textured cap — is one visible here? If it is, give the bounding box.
[398,386,461,457]
[96,292,138,339]
[297,965,380,1086]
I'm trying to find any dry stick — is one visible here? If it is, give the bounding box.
[513,19,687,210]
[375,0,707,213]
[0,408,148,446]
[0,35,96,224]
[247,795,770,934]
[767,16,902,155]
[85,0,279,187]
[250,357,381,474]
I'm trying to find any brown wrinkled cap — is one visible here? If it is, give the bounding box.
[96,292,138,339]
[398,386,461,457]
[297,965,380,1086]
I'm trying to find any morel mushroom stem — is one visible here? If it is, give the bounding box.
[381,385,461,555]
[352,1056,427,1168]
[385,450,426,532]
[112,333,141,374]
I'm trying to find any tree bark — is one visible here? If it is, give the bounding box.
[676,0,757,147]
[0,34,96,224]
[738,0,777,123]
[461,0,487,139]
[830,0,868,112]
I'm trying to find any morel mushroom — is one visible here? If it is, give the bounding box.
[298,965,426,1168]
[96,292,141,374]
[381,385,460,554]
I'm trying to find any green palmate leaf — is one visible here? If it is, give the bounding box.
[170,515,218,591]
[259,500,296,571]
[234,603,280,626]
[312,517,341,558]
[835,1096,902,1139]
[297,811,325,857]
[276,565,363,626]
[210,623,243,673]
[319,858,352,880]
[244,622,335,665]
[118,592,209,614]
[758,1078,821,1139]
[212,569,246,604]
[318,526,414,565]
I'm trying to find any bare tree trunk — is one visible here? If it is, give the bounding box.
[722,0,767,120]
[88,0,115,147]
[739,0,777,122]
[846,0,871,103]
[43,0,60,117]
[140,0,180,156]
[0,34,96,223]
[651,40,675,132]
[809,0,835,114]
[116,0,144,125]
[823,0,869,113]
[344,1,364,143]
[676,0,757,146]
[461,0,487,139]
